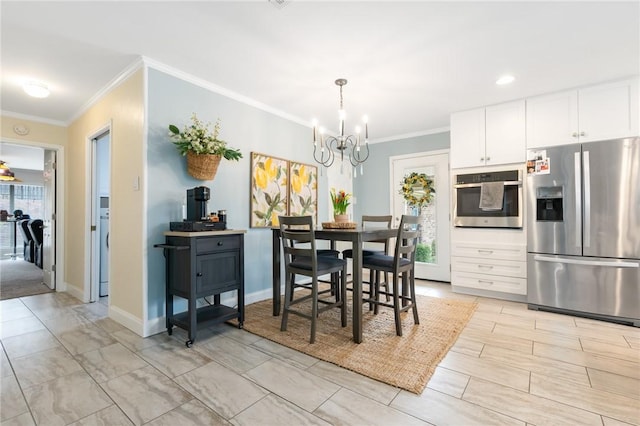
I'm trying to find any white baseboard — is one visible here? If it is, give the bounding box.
[64,283,85,302]
[109,304,145,336]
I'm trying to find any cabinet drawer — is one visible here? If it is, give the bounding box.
[452,271,526,295]
[451,241,526,262]
[452,256,526,278]
[197,235,240,254]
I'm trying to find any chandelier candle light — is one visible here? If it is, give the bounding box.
[312,79,370,177]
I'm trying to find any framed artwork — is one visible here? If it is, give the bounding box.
[250,152,289,228]
[288,161,318,223]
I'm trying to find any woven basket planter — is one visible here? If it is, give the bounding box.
[186,152,221,180]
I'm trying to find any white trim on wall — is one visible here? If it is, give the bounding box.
[372,127,451,144]
[0,110,67,127]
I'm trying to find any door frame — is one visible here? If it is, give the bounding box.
[1,136,65,292]
[85,123,111,303]
[389,149,450,282]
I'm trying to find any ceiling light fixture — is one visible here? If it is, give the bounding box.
[312,79,370,177]
[23,81,50,98]
[496,75,515,85]
[0,161,21,182]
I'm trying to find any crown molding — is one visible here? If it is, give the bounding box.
[1,110,67,127]
[66,57,145,125]
[141,56,310,128]
[370,126,450,144]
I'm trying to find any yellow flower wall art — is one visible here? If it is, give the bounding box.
[251,153,289,227]
[289,161,318,222]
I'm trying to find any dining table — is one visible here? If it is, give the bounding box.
[271,226,398,343]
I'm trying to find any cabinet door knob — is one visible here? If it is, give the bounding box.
[217,241,223,246]
[580,131,586,137]
[572,132,579,138]
[486,157,490,161]
[196,272,203,277]
[480,157,484,161]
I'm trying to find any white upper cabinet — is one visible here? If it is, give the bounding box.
[526,77,639,148]
[451,100,525,168]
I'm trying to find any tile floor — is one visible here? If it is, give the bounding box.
[1,281,639,426]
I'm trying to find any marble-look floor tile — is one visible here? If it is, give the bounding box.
[111,328,172,353]
[56,322,117,355]
[501,306,577,325]
[426,366,470,398]
[20,292,80,310]
[530,373,640,425]
[626,335,640,350]
[193,335,271,374]
[39,311,91,335]
[0,299,33,322]
[580,337,640,362]
[210,323,263,346]
[101,365,192,426]
[574,317,640,338]
[138,341,212,378]
[480,344,590,386]
[587,368,640,400]
[12,346,82,388]
[449,335,485,357]
[0,316,44,340]
[534,342,640,380]
[174,360,268,419]
[463,377,603,426]
[2,329,61,359]
[0,412,35,426]
[68,405,133,426]
[438,350,530,392]
[1,348,12,378]
[315,387,427,426]
[75,342,148,383]
[72,302,108,322]
[464,316,496,332]
[493,323,582,350]
[473,310,536,329]
[93,317,126,334]
[249,338,318,369]
[306,360,400,405]
[145,399,229,425]
[23,370,112,426]
[602,416,638,426]
[231,394,329,426]
[391,387,524,426]
[0,373,29,421]
[244,358,339,413]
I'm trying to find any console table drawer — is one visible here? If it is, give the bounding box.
[197,235,241,254]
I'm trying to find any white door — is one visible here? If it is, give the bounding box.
[42,150,56,289]
[391,151,450,282]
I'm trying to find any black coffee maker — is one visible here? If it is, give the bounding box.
[186,186,210,221]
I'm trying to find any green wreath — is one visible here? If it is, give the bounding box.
[400,172,435,207]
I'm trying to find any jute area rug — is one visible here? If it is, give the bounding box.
[0,258,51,300]
[242,294,477,394]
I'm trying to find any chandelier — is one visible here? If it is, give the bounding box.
[312,79,370,177]
[0,161,20,182]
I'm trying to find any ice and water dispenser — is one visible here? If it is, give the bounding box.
[536,186,563,221]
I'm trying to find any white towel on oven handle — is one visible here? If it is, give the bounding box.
[479,181,504,210]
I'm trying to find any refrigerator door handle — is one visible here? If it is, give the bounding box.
[533,255,639,268]
[574,152,582,248]
[583,150,591,248]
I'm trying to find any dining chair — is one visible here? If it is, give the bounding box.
[279,215,347,343]
[342,215,393,301]
[362,214,421,336]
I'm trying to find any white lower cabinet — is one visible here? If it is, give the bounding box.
[451,241,526,297]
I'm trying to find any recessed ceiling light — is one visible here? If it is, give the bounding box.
[23,81,50,98]
[496,75,515,86]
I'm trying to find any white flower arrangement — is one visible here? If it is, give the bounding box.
[169,113,242,161]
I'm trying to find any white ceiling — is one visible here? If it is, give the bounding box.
[1,1,639,142]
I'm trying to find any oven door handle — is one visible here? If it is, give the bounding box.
[454,181,522,189]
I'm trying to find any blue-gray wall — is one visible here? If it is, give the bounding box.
[354,132,450,219]
[146,69,330,319]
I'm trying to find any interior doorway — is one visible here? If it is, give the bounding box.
[390,150,450,282]
[89,130,110,303]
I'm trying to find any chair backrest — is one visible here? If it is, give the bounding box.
[19,219,33,242]
[392,214,421,270]
[279,215,318,271]
[362,215,393,253]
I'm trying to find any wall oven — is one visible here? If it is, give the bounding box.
[453,169,523,228]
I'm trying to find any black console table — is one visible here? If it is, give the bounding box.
[155,230,245,347]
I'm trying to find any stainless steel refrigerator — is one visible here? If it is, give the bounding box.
[527,137,640,326]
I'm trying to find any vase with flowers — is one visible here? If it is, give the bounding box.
[169,113,242,180]
[330,188,351,223]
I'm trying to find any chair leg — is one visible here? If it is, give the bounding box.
[383,272,390,302]
[340,267,347,327]
[410,269,419,325]
[310,278,318,344]
[392,275,403,336]
[281,273,293,332]
[373,272,381,315]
